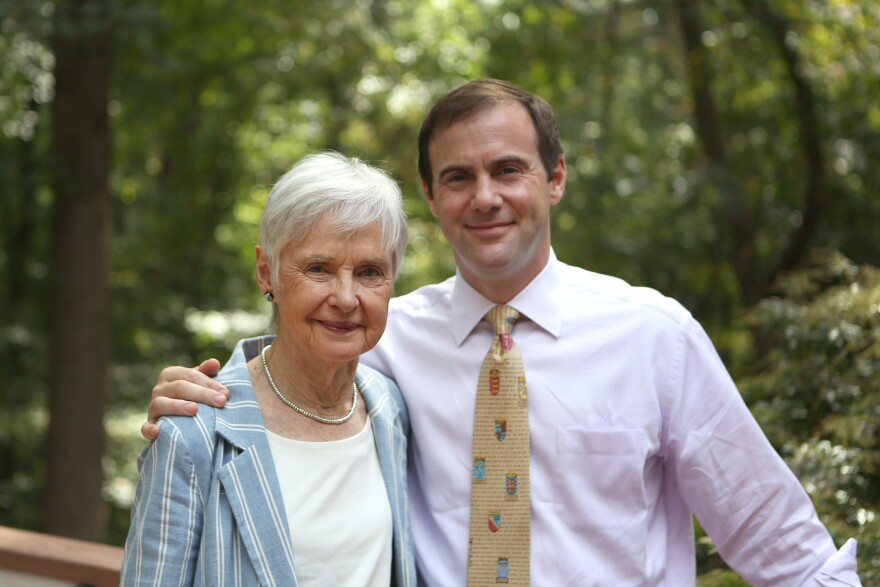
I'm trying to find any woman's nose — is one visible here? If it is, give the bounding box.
[329,275,358,311]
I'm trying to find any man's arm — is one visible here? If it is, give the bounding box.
[140,358,229,440]
[669,319,860,585]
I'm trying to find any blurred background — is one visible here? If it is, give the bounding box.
[1,0,878,583]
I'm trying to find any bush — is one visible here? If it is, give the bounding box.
[737,249,880,583]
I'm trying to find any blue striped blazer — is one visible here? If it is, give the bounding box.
[121,336,416,586]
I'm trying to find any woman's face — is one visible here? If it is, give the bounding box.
[258,215,394,366]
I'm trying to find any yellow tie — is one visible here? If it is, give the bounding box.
[467,305,530,586]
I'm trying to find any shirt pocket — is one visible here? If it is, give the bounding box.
[554,427,650,531]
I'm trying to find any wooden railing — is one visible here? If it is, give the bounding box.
[0,525,122,587]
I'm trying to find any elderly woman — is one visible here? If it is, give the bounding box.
[121,152,415,586]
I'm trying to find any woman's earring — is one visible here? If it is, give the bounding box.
[264,291,274,302]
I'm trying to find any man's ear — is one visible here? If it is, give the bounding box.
[549,156,567,206]
[422,179,438,217]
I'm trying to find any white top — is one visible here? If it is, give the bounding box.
[266,415,393,587]
[362,251,860,586]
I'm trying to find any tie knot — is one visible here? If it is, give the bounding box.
[486,305,520,336]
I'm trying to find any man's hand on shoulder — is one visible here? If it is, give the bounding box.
[140,358,229,440]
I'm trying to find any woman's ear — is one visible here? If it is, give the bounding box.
[255,245,273,294]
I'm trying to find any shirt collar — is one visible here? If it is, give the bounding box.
[450,249,564,346]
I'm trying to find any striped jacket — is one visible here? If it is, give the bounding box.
[121,336,416,586]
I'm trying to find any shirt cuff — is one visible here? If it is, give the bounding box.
[803,538,861,586]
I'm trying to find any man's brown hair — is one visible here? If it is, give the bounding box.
[417,79,563,195]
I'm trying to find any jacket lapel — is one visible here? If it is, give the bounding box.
[214,337,298,587]
[358,368,415,587]
[218,444,298,587]
[359,368,404,497]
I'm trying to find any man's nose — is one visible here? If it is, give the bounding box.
[471,176,501,211]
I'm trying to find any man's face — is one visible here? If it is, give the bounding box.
[424,103,565,301]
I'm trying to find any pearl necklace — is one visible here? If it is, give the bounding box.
[260,344,358,425]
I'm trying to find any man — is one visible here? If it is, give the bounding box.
[145,79,860,585]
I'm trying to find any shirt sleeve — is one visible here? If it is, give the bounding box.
[665,318,861,586]
[802,538,861,586]
[121,418,203,586]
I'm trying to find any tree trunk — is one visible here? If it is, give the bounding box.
[674,0,763,304]
[740,0,825,280]
[43,0,113,541]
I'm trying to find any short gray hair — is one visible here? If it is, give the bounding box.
[260,151,409,285]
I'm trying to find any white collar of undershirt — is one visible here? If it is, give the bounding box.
[450,248,564,346]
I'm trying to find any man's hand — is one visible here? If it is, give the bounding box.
[140,358,229,440]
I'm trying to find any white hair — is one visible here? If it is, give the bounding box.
[260,151,409,285]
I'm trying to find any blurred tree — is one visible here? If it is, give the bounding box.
[0,0,54,531]
[42,0,113,540]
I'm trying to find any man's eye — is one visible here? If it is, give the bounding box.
[307,265,326,274]
[445,173,467,183]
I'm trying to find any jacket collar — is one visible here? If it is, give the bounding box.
[214,336,273,450]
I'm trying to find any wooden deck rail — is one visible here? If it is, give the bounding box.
[0,525,122,587]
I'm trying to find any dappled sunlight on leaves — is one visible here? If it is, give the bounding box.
[738,250,880,581]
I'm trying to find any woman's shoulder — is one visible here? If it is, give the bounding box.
[356,363,407,419]
[356,362,398,393]
[153,401,223,458]
[152,346,256,455]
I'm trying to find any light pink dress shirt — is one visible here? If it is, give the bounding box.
[362,252,860,586]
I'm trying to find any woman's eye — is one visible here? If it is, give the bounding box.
[360,267,382,278]
[307,265,326,274]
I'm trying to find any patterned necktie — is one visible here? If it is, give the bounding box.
[467,305,530,586]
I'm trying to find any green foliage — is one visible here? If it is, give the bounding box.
[696,569,751,587]
[0,403,47,530]
[738,250,880,582]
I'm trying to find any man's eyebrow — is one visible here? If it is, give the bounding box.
[491,155,529,168]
